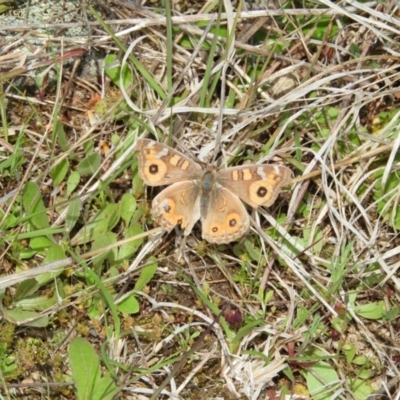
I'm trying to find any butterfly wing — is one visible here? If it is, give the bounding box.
[135,139,202,186]
[152,181,201,235]
[201,187,250,244]
[218,164,291,208]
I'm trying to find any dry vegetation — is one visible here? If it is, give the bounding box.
[1,0,400,399]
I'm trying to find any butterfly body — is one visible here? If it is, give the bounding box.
[135,139,291,244]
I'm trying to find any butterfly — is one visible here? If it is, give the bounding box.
[135,139,291,244]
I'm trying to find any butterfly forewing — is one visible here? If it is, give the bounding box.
[135,139,202,186]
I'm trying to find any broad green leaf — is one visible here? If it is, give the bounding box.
[54,119,69,151]
[303,226,324,255]
[15,279,39,300]
[83,139,94,154]
[36,245,66,286]
[2,213,18,230]
[134,258,157,291]
[92,375,117,400]
[104,54,134,90]
[354,301,385,320]
[29,236,54,251]
[117,294,139,314]
[132,170,144,199]
[0,148,25,172]
[77,152,101,176]
[20,249,37,259]
[72,204,120,245]
[244,241,261,262]
[231,319,263,344]
[67,171,81,196]
[66,197,82,233]
[116,225,143,261]
[358,370,373,380]
[343,344,356,365]
[87,294,105,319]
[104,54,119,82]
[69,337,101,400]
[0,4,11,13]
[352,356,367,365]
[383,306,400,322]
[16,292,57,311]
[52,159,69,186]
[327,107,340,118]
[306,361,339,400]
[120,193,136,226]
[130,208,144,226]
[22,182,50,230]
[349,43,361,57]
[349,378,375,400]
[91,233,116,269]
[2,309,49,327]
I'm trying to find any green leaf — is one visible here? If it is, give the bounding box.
[231,319,263,344]
[0,147,25,173]
[117,294,139,314]
[77,152,101,176]
[83,139,94,154]
[52,159,69,186]
[349,43,361,57]
[0,4,11,13]
[354,301,385,320]
[29,236,54,251]
[54,119,70,151]
[36,245,66,286]
[352,356,367,365]
[16,292,57,311]
[2,309,49,327]
[117,225,143,261]
[306,361,339,400]
[67,171,81,196]
[92,375,117,400]
[72,204,120,245]
[15,279,40,300]
[244,241,261,262]
[349,378,375,400]
[120,193,137,226]
[66,197,82,233]
[327,107,340,118]
[132,169,144,199]
[69,337,101,400]
[104,54,134,90]
[0,343,17,378]
[22,182,50,230]
[91,233,116,269]
[104,54,118,80]
[383,306,400,322]
[134,258,157,291]
[2,213,18,230]
[374,172,400,230]
[303,226,324,255]
[20,249,37,259]
[343,343,356,365]
[358,369,372,379]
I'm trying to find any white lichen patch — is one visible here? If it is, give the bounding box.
[0,0,89,47]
